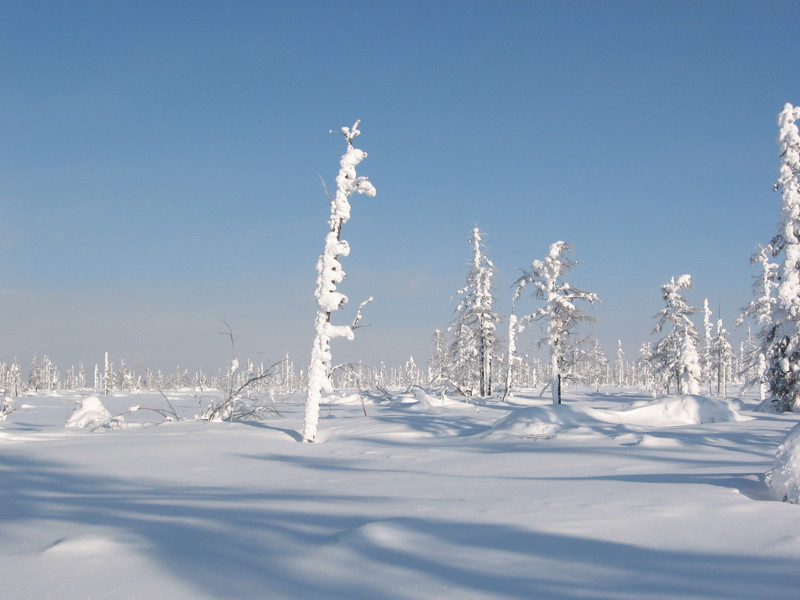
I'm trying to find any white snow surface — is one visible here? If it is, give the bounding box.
[2,386,800,599]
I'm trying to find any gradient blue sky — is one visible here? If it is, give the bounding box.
[1,1,797,373]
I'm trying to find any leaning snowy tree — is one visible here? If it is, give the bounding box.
[447,227,499,397]
[303,121,377,442]
[516,241,598,405]
[652,274,701,395]
[760,103,800,412]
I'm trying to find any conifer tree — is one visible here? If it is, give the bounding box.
[712,319,734,398]
[652,275,701,395]
[758,104,800,411]
[701,299,714,394]
[588,338,609,392]
[447,227,499,397]
[517,241,598,405]
[303,121,377,442]
[614,340,626,387]
[502,276,529,400]
[637,341,656,396]
[738,244,778,401]
[427,329,447,386]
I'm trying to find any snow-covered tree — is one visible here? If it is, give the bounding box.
[738,244,778,401]
[502,276,529,401]
[447,227,499,397]
[712,319,734,398]
[614,340,626,387]
[303,121,377,442]
[517,241,598,405]
[759,104,800,412]
[404,356,421,387]
[701,299,714,394]
[427,329,447,386]
[652,275,701,395]
[637,341,656,396]
[587,338,609,392]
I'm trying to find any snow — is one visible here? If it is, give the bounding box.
[2,386,800,599]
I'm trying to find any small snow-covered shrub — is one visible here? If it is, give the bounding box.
[66,396,121,430]
[766,423,800,503]
[0,396,14,422]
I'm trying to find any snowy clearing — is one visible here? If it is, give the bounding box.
[1,386,799,599]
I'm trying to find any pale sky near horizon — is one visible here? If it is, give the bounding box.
[1,1,798,374]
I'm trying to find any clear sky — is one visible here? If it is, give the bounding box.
[1,1,798,374]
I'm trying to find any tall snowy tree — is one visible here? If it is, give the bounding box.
[738,244,778,401]
[303,121,377,442]
[712,318,734,398]
[517,241,598,405]
[447,227,499,397]
[652,275,701,395]
[761,104,800,412]
[502,276,529,401]
[637,341,656,396]
[427,329,447,386]
[587,338,609,392]
[614,340,626,387]
[701,299,714,394]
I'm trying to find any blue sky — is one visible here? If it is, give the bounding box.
[1,1,797,374]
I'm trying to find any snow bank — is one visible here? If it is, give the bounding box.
[65,396,113,429]
[607,395,748,426]
[489,395,746,440]
[766,423,800,503]
[489,405,615,439]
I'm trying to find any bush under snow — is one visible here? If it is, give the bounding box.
[766,423,800,503]
[66,396,116,429]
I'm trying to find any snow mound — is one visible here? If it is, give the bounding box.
[65,396,113,429]
[334,518,421,551]
[489,405,615,439]
[606,395,748,426]
[389,389,476,411]
[489,396,746,440]
[766,423,800,503]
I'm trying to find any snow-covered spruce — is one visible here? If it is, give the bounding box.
[587,338,609,392]
[712,318,734,398]
[303,121,376,442]
[760,103,800,412]
[702,299,714,394]
[447,227,499,398]
[614,340,626,387]
[516,241,598,405]
[652,275,701,395]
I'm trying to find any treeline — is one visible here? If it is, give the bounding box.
[0,340,755,399]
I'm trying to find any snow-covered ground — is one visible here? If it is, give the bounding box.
[2,386,799,599]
